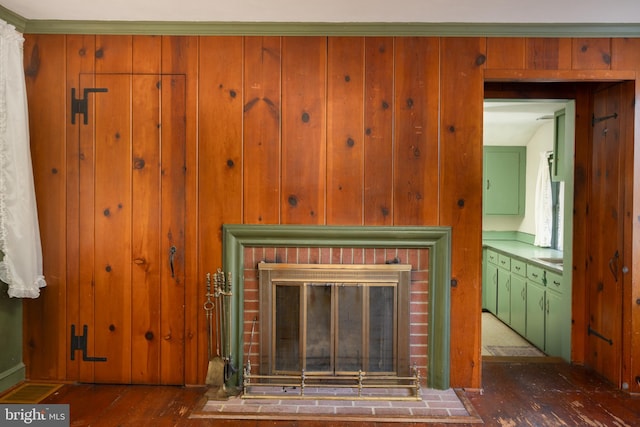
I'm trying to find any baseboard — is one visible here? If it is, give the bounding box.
[0,363,26,394]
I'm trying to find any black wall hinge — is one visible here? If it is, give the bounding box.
[70,324,108,362]
[592,112,618,126]
[588,324,613,346]
[71,87,108,125]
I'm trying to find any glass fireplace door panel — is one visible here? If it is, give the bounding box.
[274,284,300,372]
[305,284,332,372]
[368,285,396,373]
[336,285,363,372]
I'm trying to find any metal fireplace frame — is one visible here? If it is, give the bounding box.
[221,224,452,390]
[258,262,412,379]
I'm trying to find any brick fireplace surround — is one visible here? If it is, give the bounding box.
[221,224,452,390]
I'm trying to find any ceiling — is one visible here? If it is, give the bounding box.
[1,0,639,22]
[484,100,568,146]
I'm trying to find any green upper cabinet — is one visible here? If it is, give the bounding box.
[551,101,575,182]
[483,146,526,215]
[552,109,566,182]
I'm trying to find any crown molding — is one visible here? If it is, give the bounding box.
[21,21,640,37]
[1,6,639,37]
[0,5,27,32]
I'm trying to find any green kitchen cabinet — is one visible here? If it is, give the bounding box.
[483,146,526,215]
[509,259,527,337]
[552,108,566,182]
[545,289,563,356]
[526,281,546,350]
[483,249,499,314]
[496,254,511,324]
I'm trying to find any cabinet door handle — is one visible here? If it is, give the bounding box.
[486,179,490,190]
[539,296,544,311]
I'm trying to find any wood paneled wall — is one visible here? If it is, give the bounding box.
[22,35,640,391]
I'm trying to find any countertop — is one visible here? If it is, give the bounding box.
[483,239,564,273]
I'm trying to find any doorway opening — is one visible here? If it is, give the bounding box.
[481,80,635,392]
[481,87,575,362]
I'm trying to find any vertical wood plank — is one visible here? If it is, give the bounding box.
[486,37,525,70]
[93,74,133,383]
[281,37,327,224]
[95,35,133,73]
[131,74,161,384]
[198,34,244,246]
[243,36,282,225]
[132,35,161,74]
[572,38,612,70]
[364,37,394,225]
[393,37,439,225]
[74,40,98,383]
[525,38,572,70]
[587,84,624,385]
[326,37,365,225]
[22,34,68,381]
[570,85,592,367]
[611,38,640,395]
[161,36,200,384]
[160,74,187,385]
[440,37,486,389]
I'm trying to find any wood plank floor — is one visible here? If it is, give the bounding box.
[37,360,640,426]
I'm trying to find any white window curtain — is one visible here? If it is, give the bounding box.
[533,151,553,247]
[0,20,46,298]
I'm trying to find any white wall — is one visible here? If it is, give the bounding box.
[483,121,554,234]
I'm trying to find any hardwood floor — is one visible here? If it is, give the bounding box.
[37,360,640,426]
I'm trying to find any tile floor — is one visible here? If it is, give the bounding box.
[481,312,545,357]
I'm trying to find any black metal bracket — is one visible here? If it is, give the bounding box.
[588,324,613,346]
[70,324,108,362]
[71,87,108,125]
[592,112,618,126]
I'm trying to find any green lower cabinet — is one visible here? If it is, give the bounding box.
[526,282,546,350]
[496,267,511,324]
[484,263,498,314]
[510,274,526,336]
[545,290,563,356]
[483,249,499,314]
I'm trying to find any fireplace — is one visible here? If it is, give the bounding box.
[221,224,452,391]
[258,263,412,378]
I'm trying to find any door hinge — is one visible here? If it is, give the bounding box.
[588,324,613,346]
[70,324,108,362]
[71,87,108,125]
[592,112,618,127]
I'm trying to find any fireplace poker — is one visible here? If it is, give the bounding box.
[247,316,257,370]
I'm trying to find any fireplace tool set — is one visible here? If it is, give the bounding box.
[204,268,235,398]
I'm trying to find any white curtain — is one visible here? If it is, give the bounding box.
[534,151,553,247]
[0,20,46,298]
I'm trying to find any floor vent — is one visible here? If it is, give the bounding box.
[0,382,64,404]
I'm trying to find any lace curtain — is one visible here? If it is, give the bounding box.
[0,20,46,298]
[533,151,553,247]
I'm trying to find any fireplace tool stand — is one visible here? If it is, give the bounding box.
[204,268,237,400]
